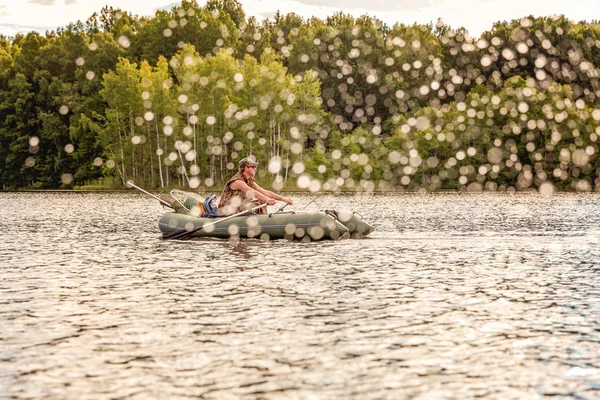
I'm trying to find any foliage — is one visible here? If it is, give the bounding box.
[1,5,600,193]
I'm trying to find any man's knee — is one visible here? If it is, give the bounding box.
[252,200,267,214]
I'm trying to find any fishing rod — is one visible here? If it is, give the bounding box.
[126,180,172,208]
[299,194,322,211]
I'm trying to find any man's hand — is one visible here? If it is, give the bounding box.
[283,197,294,205]
[267,199,277,205]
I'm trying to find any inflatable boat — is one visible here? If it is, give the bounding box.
[158,208,374,241]
[126,182,373,241]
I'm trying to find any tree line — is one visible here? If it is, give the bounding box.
[1,0,600,193]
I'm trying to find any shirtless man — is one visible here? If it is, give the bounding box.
[217,157,294,215]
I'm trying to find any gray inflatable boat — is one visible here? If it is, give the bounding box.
[158,209,373,241]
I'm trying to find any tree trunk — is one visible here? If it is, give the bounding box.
[154,116,164,188]
[178,148,190,187]
[164,136,170,187]
[115,109,128,185]
[129,109,137,181]
[147,121,155,187]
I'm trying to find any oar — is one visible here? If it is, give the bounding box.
[271,202,289,215]
[162,203,268,241]
[126,180,172,208]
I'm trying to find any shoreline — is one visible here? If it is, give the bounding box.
[1,188,598,195]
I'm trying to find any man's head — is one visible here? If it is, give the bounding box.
[239,157,259,173]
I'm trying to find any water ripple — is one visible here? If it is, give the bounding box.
[1,192,600,398]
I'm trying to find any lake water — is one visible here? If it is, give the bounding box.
[2,191,600,399]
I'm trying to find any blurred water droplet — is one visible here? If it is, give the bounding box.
[538,181,555,196]
[297,175,310,189]
[292,162,305,174]
[572,149,589,166]
[61,173,73,185]
[308,179,321,192]
[415,116,430,130]
[117,35,130,48]
[487,148,503,164]
[480,55,492,67]
[268,157,282,174]
[388,151,401,164]
[467,182,483,192]
[515,42,529,54]
[576,180,592,191]
[286,137,302,152]
[189,177,200,189]
[502,48,515,61]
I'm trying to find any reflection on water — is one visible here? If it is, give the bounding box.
[1,192,600,398]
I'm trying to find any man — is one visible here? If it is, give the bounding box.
[218,157,294,216]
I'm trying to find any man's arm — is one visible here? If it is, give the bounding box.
[252,183,294,205]
[229,180,277,205]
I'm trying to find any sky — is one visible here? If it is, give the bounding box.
[1,0,600,38]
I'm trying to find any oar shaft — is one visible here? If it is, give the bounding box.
[127,180,172,208]
[163,203,268,240]
[200,203,266,230]
[272,202,288,214]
